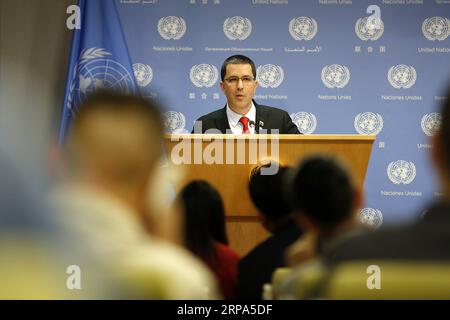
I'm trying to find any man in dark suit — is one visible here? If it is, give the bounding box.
[192,55,300,134]
[325,84,450,264]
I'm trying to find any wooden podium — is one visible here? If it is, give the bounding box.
[165,134,375,255]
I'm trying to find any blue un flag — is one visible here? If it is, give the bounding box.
[59,0,136,142]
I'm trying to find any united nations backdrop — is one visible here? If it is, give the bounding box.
[62,0,450,228]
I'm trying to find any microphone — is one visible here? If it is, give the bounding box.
[249,120,255,128]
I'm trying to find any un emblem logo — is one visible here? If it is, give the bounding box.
[67,48,135,113]
[321,64,350,89]
[289,17,318,41]
[421,112,441,137]
[223,16,252,40]
[359,208,383,229]
[355,16,384,41]
[133,63,153,87]
[290,112,317,134]
[163,111,186,133]
[190,64,218,88]
[354,112,383,135]
[157,16,186,40]
[387,160,416,185]
[422,17,450,41]
[257,64,284,88]
[388,65,417,89]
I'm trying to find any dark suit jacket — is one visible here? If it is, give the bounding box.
[192,101,300,134]
[325,202,450,265]
[237,221,303,300]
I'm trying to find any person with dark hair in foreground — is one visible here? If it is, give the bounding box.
[179,180,240,299]
[284,156,364,267]
[192,55,300,134]
[52,90,219,299]
[237,164,302,300]
[277,155,364,299]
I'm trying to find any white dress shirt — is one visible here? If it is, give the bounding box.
[50,184,220,299]
[226,102,256,134]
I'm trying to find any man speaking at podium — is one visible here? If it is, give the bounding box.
[192,55,300,134]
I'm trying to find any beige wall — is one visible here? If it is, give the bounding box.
[0,0,74,183]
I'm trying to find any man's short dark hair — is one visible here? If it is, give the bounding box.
[288,156,356,228]
[221,55,256,81]
[249,164,292,223]
[438,83,450,172]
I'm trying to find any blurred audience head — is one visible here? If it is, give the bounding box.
[249,162,293,233]
[63,89,164,213]
[178,180,228,260]
[288,155,361,238]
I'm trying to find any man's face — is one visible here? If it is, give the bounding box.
[220,63,258,113]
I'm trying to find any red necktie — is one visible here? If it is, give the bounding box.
[239,116,250,134]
